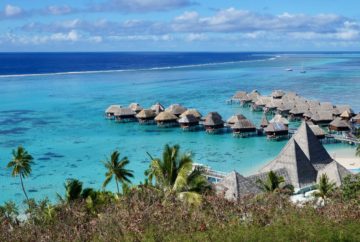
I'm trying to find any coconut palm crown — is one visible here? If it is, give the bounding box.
[102,150,134,194]
[145,144,211,204]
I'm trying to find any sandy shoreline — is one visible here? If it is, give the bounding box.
[328,147,360,171]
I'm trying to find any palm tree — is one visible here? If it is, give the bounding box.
[314,174,336,205]
[256,171,294,194]
[145,144,211,204]
[356,144,360,157]
[64,179,83,202]
[7,146,34,203]
[102,150,134,194]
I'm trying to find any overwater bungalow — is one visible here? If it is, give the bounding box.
[165,104,187,117]
[105,105,122,119]
[232,91,248,101]
[311,111,334,125]
[151,102,165,115]
[303,110,313,121]
[154,111,178,127]
[128,103,143,113]
[180,109,202,121]
[271,90,285,99]
[329,117,351,132]
[136,109,156,124]
[239,94,252,107]
[204,112,224,134]
[248,90,261,103]
[264,122,289,140]
[276,102,294,116]
[334,105,353,117]
[226,114,246,126]
[114,108,137,122]
[289,104,308,120]
[270,114,289,126]
[178,114,199,130]
[231,119,257,137]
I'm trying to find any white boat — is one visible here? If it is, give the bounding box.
[285,68,293,71]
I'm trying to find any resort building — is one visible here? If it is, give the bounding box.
[270,114,289,126]
[216,171,261,200]
[105,105,122,119]
[114,108,137,122]
[180,109,202,121]
[231,119,257,137]
[178,114,199,130]
[136,109,156,124]
[150,102,165,115]
[154,111,178,127]
[128,103,143,113]
[259,122,351,190]
[329,117,351,132]
[165,104,187,117]
[264,122,289,140]
[226,114,246,126]
[259,114,269,129]
[203,112,224,133]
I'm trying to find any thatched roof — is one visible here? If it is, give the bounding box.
[271,90,285,98]
[340,110,352,119]
[128,103,143,112]
[260,114,269,128]
[255,96,271,106]
[320,102,334,111]
[308,124,325,137]
[303,110,313,118]
[264,122,288,132]
[216,171,261,200]
[178,114,198,124]
[260,139,317,189]
[270,114,289,125]
[317,161,352,186]
[290,104,309,115]
[114,108,136,117]
[292,122,333,170]
[151,102,165,114]
[248,168,291,187]
[105,105,122,113]
[165,104,187,116]
[311,111,333,122]
[204,112,224,126]
[336,105,353,115]
[248,90,261,102]
[266,99,282,109]
[180,109,202,119]
[232,119,256,130]
[329,117,351,129]
[233,91,248,100]
[136,109,156,119]
[277,102,294,112]
[227,114,246,124]
[154,111,178,121]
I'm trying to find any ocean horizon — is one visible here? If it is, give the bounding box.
[0,51,359,205]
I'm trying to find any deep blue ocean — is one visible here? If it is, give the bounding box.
[0,52,359,205]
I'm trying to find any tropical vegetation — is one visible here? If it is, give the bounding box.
[1,144,360,241]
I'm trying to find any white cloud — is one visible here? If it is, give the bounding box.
[4,4,22,17]
[51,30,80,41]
[46,5,72,15]
[185,33,207,42]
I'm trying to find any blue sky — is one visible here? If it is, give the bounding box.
[0,0,359,51]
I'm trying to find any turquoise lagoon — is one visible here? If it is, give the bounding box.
[0,53,359,204]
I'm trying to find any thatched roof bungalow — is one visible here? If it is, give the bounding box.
[289,104,309,120]
[329,117,351,132]
[105,105,122,118]
[232,91,248,100]
[114,108,137,122]
[352,113,360,124]
[204,112,224,133]
[180,109,202,120]
[231,119,257,137]
[128,103,143,113]
[151,102,165,115]
[259,114,269,128]
[216,171,261,200]
[264,122,289,140]
[311,111,334,125]
[165,104,187,117]
[227,114,246,125]
[178,114,199,130]
[136,109,156,124]
[340,110,352,120]
[154,111,178,127]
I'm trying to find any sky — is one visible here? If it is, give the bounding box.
[0,0,359,51]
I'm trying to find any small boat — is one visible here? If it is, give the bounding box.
[285,68,293,71]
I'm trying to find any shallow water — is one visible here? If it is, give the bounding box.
[0,52,359,204]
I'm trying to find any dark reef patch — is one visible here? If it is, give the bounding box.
[0,127,30,135]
